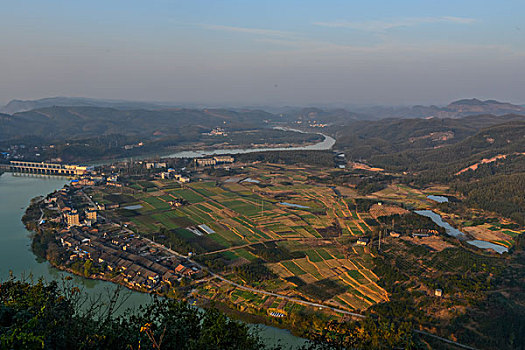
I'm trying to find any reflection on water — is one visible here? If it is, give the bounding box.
[415,210,464,238]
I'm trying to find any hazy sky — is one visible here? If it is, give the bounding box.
[1,0,524,106]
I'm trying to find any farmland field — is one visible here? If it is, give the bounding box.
[97,161,521,324]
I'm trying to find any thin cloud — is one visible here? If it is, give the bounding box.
[314,16,476,32]
[202,24,292,38]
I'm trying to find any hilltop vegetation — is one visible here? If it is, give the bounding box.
[0,279,271,350]
[453,173,525,225]
[0,278,422,350]
[367,121,525,174]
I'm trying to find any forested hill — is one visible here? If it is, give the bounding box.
[0,106,276,142]
[367,120,525,173]
[334,114,525,160]
[341,118,525,226]
[348,98,525,119]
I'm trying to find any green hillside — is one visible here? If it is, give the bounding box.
[335,114,525,160]
[0,106,276,141]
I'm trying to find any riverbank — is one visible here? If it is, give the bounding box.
[21,192,310,346]
[35,247,309,345]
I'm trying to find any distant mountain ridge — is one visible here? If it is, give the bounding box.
[349,98,525,120]
[2,97,524,119]
[446,98,525,114]
[0,106,276,142]
[0,97,183,114]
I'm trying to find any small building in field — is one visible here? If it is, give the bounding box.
[197,224,215,235]
[389,231,401,238]
[174,174,190,183]
[357,237,370,246]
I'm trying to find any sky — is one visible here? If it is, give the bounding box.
[0,0,524,107]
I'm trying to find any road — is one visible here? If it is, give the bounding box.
[414,330,478,350]
[140,234,366,318]
[200,239,283,256]
[212,272,366,318]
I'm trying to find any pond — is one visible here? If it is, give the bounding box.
[427,195,449,203]
[123,204,143,210]
[279,202,310,209]
[241,177,261,184]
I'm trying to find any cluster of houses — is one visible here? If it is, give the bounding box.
[45,188,99,228]
[159,168,190,182]
[196,155,234,167]
[59,226,200,290]
[45,184,201,292]
[203,127,228,136]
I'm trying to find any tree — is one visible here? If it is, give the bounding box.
[0,278,277,350]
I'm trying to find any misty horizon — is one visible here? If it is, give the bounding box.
[1,0,524,107]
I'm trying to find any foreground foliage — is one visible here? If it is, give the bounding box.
[0,279,423,350]
[0,279,267,350]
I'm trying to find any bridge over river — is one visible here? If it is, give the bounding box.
[8,160,92,176]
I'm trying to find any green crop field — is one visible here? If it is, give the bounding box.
[317,248,335,260]
[222,200,262,216]
[168,188,205,203]
[305,250,324,263]
[141,196,171,210]
[281,260,307,275]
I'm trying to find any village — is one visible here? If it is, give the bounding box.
[25,154,239,294]
[36,161,209,293]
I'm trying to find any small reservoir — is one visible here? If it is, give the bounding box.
[427,195,449,203]
[279,202,310,209]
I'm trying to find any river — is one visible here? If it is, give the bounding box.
[415,210,509,254]
[0,172,306,347]
[164,130,336,158]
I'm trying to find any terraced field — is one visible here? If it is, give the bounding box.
[100,165,391,314]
